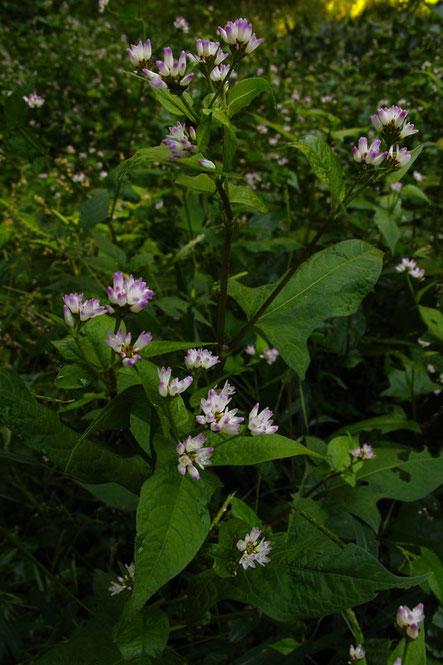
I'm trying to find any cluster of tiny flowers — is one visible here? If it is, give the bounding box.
[260,348,280,365]
[210,64,233,83]
[395,258,425,280]
[106,329,152,367]
[236,527,272,570]
[352,137,387,167]
[126,39,152,71]
[108,562,135,596]
[63,293,108,327]
[107,272,154,312]
[350,444,376,460]
[184,348,220,370]
[157,367,193,397]
[348,644,365,663]
[98,0,108,12]
[387,145,412,168]
[218,18,263,56]
[173,16,190,33]
[144,47,194,95]
[23,92,45,108]
[197,385,244,434]
[177,434,213,480]
[396,603,425,640]
[248,403,278,436]
[162,122,197,161]
[188,39,229,67]
[371,105,418,143]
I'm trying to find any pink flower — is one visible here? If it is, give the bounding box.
[176,434,213,480]
[396,603,425,640]
[106,329,152,367]
[350,444,376,460]
[196,388,244,434]
[236,527,272,570]
[248,403,278,436]
[157,367,193,397]
[349,644,365,662]
[63,292,107,326]
[126,39,152,70]
[107,272,154,313]
[259,348,279,365]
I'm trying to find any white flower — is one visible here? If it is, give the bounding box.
[349,443,376,460]
[173,16,189,33]
[184,348,220,370]
[106,329,152,367]
[236,527,272,570]
[218,18,263,55]
[188,39,228,65]
[176,434,213,480]
[143,47,194,95]
[259,348,280,365]
[108,562,135,596]
[210,64,232,82]
[387,145,412,168]
[62,292,107,326]
[23,92,45,108]
[107,272,154,313]
[349,644,365,662]
[395,257,417,273]
[126,39,152,69]
[409,266,425,280]
[157,366,193,397]
[98,0,109,12]
[390,182,402,193]
[413,170,424,182]
[248,403,278,436]
[352,137,387,166]
[245,344,256,356]
[396,603,425,640]
[198,158,216,169]
[196,388,244,434]
[371,105,418,142]
[162,121,197,161]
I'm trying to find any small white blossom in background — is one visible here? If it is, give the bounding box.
[62,293,108,327]
[23,92,45,108]
[126,39,152,70]
[395,258,425,280]
[257,124,268,134]
[236,527,272,570]
[387,145,412,168]
[157,367,193,397]
[177,434,214,480]
[196,388,244,434]
[352,137,388,167]
[245,344,256,356]
[106,329,152,367]
[218,18,263,55]
[349,644,365,662]
[350,444,376,460]
[107,272,154,313]
[109,562,135,596]
[418,338,431,348]
[390,182,402,193]
[99,170,108,179]
[184,348,220,370]
[162,122,197,161]
[98,0,109,12]
[174,16,189,33]
[143,47,194,95]
[260,348,280,365]
[198,158,216,169]
[248,403,278,436]
[413,170,425,182]
[72,172,86,183]
[396,603,425,640]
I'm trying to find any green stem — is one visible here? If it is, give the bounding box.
[299,378,310,434]
[215,178,234,353]
[293,507,345,549]
[208,492,236,534]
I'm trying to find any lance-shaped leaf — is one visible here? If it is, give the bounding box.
[227,77,274,117]
[228,240,383,378]
[210,433,324,466]
[290,135,345,203]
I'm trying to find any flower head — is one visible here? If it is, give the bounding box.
[188,39,229,66]
[396,603,425,640]
[106,329,152,367]
[349,644,365,662]
[210,64,233,83]
[248,403,278,436]
[245,344,256,356]
[174,16,189,33]
[352,137,387,167]
[236,527,272,570]
[107,272,154,313]
[218,18,263,56]
[157,366,193,397]
[98,0,109,12]
[126,39,152,70]
[143,47,194,95]
[387,145,412,168]
[259,348,280,365]
[395,258,425,280]
[196,388,244,434]
[390,182,402,193]
[371,105,418,144]
[350,444,376,460]
[23,92,45,108]
[162,121,197,161]
[109,562,135,596]
[413,170,424,182]
[63,292,107,326]
[184,348,220,370]
[176,434,213,480]
[409,266,425,281]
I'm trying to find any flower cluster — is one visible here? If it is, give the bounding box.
[395,258,425,280]
[387,145,412,168]
[108,562,135,596]
[173,16,189,33]
[162,122,197,161]
[196,387,244,434]
[144,47,194,95]
[177,434,214,480]
[63,293,108,327]
[218,18,263,57]
[396,603,425,640]
[248,403,278,436]
[188,39,229,67]
[157,367,193,397]
[260,348,280,365]
[371,105,418,144]
[236,527,272,570]
[352,137,387,167]
[349,644,365,663]
[106,329,152,367]
[350,444,376,460]
[23,92,45,108]
[184,348,220,370]
[126,39,152,71]
[107,272,154,313]
[98,0,108,12]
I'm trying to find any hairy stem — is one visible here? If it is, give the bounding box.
[215,178,234,352]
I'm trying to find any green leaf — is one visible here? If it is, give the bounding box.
[143,340,213,359]
[334,406,421,436]
[116,145,171,182]
[385,144,424,184]
[79,482,139,511]
[228,184,268,212]
[114,606,169,661]
[402,184,432,204]
[175,173,216,192]
[373,210,400,254]
[223,126,237,172]
[79,189,110,229]
[127,447,220,613]
[230,497,260,526]
[326,435,354,471]
[381,363,440,399]
[211,433,324,466]
[419,305,443,341]
[151,87,195,120]
[0,369,147,494]
[228,240,383,378]
[54,363,95,389]
[388,625,426,665]
[227,77,274,117]
[290,135,345,202]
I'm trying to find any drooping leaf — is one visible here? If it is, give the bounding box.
[227,78,274,117]
[228,240,383,378]
[373,209,400,254]
[228,184,268,212]
[290,135,345,202]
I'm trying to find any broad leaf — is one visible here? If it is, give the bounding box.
[210,433,324,466]
[419,305,443,341]
[55,362,95,389]
[290,135,345,202]
[228,184,268,212]
[227,78,273,117]
[373,210,400,254]
[334,406,421,436]
[228,240,383,378]
[114,606,169,661]
[79,189,110,229]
